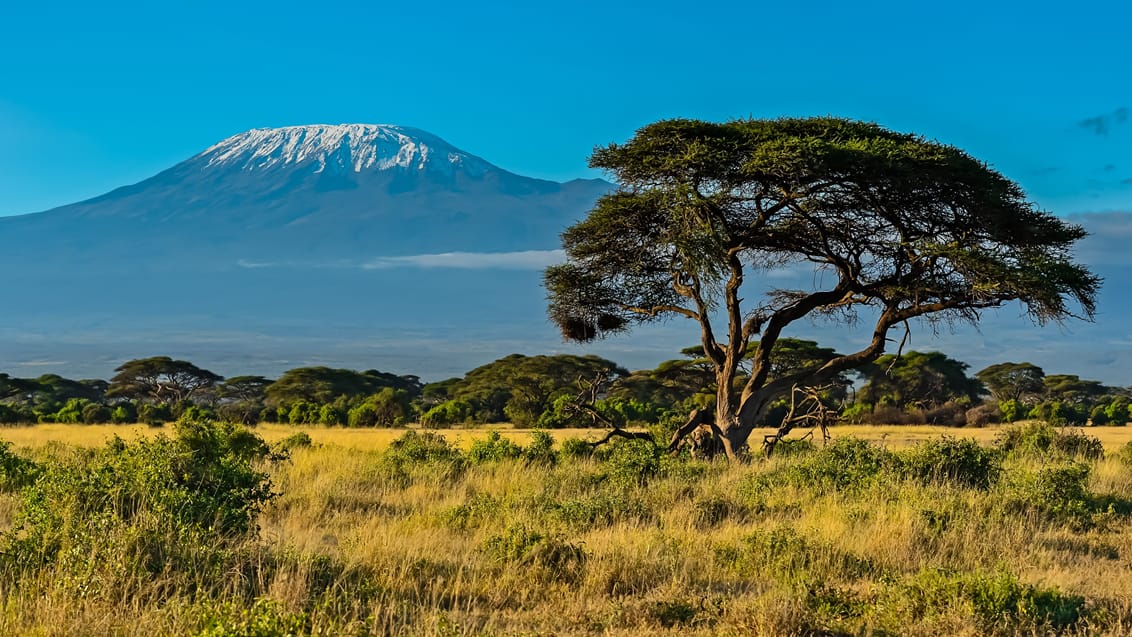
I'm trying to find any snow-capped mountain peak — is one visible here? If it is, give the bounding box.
[197,124,490,177]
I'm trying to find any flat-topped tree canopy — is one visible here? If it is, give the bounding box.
[545,116,1101,458]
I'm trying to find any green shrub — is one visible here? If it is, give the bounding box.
[379,431,466,486]
[197,598,311,637]
[466,431,523,464]
[81,402,112,424]
[716,526,874,584]
[420,399,472,427]
[138,402,173,426]
[274,431,313,453]
[386,430,461,464]
[1117,441,1132,469]
[560,437,594,459]
[110,403,138,424]
[1005,462,1093,523]
[840,403,871,424]
[691,495,746,528]
[886,568,1085,631]
[546,491,656,530]
[897,436,1003,489]
[523,430,557,465]
[998,399,1024,423]
[602,438,662,487]
[776,437,893,491]
[0,420,278,602]
[0,440,40,492]
[481,525,586,582]
[995,422,1103,460]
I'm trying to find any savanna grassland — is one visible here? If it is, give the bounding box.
[2,422,1132,636]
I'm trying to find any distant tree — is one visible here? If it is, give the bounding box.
[546,117,1098,457]
[214,375,272,425]
[348,388,412,427]
[975,362,1046,404]
[264,367,421,409]
[217,376,272,403]
[859,351,983,410]
[446,354,626,425]
[1042,374,1107,404]
[107,356,223,404]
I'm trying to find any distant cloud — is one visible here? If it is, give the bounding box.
[236,250,567,271]
[236,259,277,268]
[363,250,565,270]
[1079,107,1129,136]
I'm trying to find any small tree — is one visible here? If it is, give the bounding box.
[546,117,1099,458]
[975,362,1045,404]
[107,356,223,404]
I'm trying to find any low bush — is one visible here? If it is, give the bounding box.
[466,431,523,464]
[896,436,1003,489]
[885,568,1085,631]
[0,439,40,492]
[775,438,893,491]
[481,525,586,582]
[1004,462,1094,524]
[523,430,557,465]
[995,422,1104,461]
[0,419,278,602]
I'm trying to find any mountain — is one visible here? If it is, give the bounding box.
[0,124,612,269]
[0,124,618,379]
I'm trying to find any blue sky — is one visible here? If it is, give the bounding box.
[2,0,1130,217]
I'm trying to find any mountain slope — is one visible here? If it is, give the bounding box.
[0,124,612,268]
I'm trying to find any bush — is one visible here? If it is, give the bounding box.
[110,402,138,424]
[138,402,173,426]
[560,437,594,459]
[387,430,460,463]
[840,403,872,424]
[998,399,1024,423]
[0,419,278,597]
[923,403,967,427]
[887,568,1085,630]
[995,422,1103,461]
[0,440,40,492]
[775,438,893,491]
[1006,462,1094,523]
[420,399,472,427]
[523,430,557,465]
[81,402,112,424]
[1117,441,1132,469]
[274,431,313,453]
[466,431,523,464]
[602,438,662,487]
[348,389,410,428]
[198,598,311,637]
[481,525,586,582]
[897,436,1003,489]
[870,405,925,425]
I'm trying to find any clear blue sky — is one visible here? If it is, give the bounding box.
[2,0,1130,217]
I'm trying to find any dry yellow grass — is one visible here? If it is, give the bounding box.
[8,420,1132,452]
[3,420,1132,635]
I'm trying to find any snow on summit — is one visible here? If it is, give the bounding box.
[198,124,490,176]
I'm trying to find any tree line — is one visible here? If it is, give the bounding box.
[0,347,1126,430]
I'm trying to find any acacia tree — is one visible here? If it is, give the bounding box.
[107,356,223,404]
[545,117,1099,459]
[975,362,1045,404]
